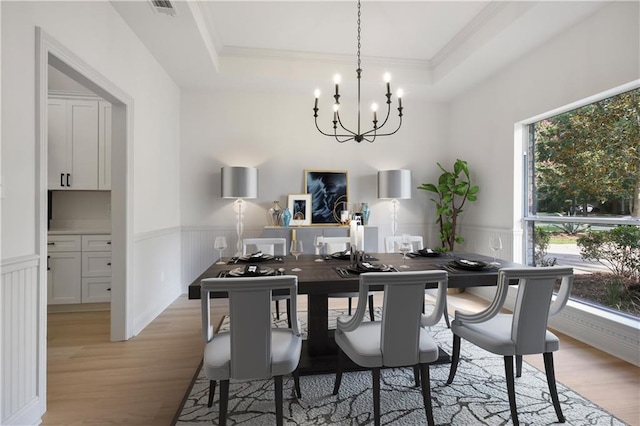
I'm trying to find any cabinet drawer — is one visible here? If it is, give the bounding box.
[82,277,111,303]
[82,234,112,252]
[47,235,82,252]
[82,252,111,277]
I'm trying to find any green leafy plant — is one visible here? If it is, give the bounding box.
[577,225,640,280]
[534,227,558,266]
[417,159,479,251]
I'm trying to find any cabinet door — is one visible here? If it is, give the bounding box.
[82,277,111,303]
[48,99,69,190]
[69,100,99,189]
[98,102,112,190]
[48,252,82,304]
[82,252,111,277]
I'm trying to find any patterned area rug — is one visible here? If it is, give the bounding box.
[174,310,627,425]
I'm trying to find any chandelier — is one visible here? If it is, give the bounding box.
[313,0,403,143]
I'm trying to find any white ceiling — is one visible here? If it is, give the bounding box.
[111,1,609,100]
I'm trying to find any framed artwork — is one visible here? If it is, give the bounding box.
[288,194,312,226]
[304,170,348,225]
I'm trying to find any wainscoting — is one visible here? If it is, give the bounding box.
[1,255,44,425]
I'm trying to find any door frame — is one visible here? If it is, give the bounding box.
[36,27,133,342]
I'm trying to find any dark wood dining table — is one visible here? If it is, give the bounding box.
[188,251,519,374]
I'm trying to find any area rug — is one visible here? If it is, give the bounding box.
[174,310,627,425]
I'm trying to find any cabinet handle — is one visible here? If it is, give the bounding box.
[47,242,55,246]
[66,173,71,187]
[107,262,111,266]
[60,173,65,187]
[107,288,111,291]
[47,255,50,271]
[107,241,111,245]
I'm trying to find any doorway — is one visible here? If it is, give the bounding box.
[37,28,131,341]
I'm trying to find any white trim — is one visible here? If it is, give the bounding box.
[1,254,40,271]
[134,226,181,243]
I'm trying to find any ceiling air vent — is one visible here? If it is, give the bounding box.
[150,0,178,17]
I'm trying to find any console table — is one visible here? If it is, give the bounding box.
[263,226,378,254]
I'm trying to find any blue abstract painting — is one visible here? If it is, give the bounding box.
[305,170,348,224]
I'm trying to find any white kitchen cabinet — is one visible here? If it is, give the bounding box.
[47,233,111,305]
[98,101,112,190]
[47,235,82,305]
[47,98,111,190]
[48,252,82,304]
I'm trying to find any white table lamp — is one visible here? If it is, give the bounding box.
[378,169,412,236]
[222,166,258,255]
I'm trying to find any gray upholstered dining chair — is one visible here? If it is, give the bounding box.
[200,275,302,426]
[319,236,375,321]
[241,237,291,327]
[332,270,449,426]
[446,266,574,426]
[384,235,451,328]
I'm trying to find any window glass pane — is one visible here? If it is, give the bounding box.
[526,88,639,317]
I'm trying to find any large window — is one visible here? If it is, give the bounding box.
[524,87,639,317]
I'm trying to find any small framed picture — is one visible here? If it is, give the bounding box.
[288,194,312,226]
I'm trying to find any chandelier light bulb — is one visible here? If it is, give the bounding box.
[383,72,391,83]
[397,88,404,98]
[314,88,321,98]
[371,103,378,112]
[333,104,340,112]
[333,74,342,85]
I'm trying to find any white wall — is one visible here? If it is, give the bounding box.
[179,88,449,279]
[448,1,639,257]
[1,2,182,423]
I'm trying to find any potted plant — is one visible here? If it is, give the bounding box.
[418,159,479,251]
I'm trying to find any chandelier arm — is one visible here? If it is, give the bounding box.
[365,116,403,137]
[335,111,358,137]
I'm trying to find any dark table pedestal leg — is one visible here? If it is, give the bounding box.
[307,293,331,356]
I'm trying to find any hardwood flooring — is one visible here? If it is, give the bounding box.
[43,293,639,425]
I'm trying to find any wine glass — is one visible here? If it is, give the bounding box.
[398,234,412,268]
[489,236,503,265]
[214,236,228,265]
[290,240,303,271]
[314,236,325,262]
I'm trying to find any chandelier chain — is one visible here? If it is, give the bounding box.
[357,0,361,70]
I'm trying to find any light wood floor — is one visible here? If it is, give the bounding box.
[43,293,639,426]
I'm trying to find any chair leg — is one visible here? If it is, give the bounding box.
[275,300,281,320]
[333,347,344,395]
[368,294,375,322]
[348,297,353,315]
[292,369,302,399]
[413,365,420,387]
[516,354,523,378]
[372,368,381,426]
[275,375,284,426]
[446,334,461,384]
[443,303,451,329]
[219,379,230,426]
[286,298,292,329]
[544,352,565,423]
[208,380,216,407]
[503,356,519,426]
[420,363,435,426]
